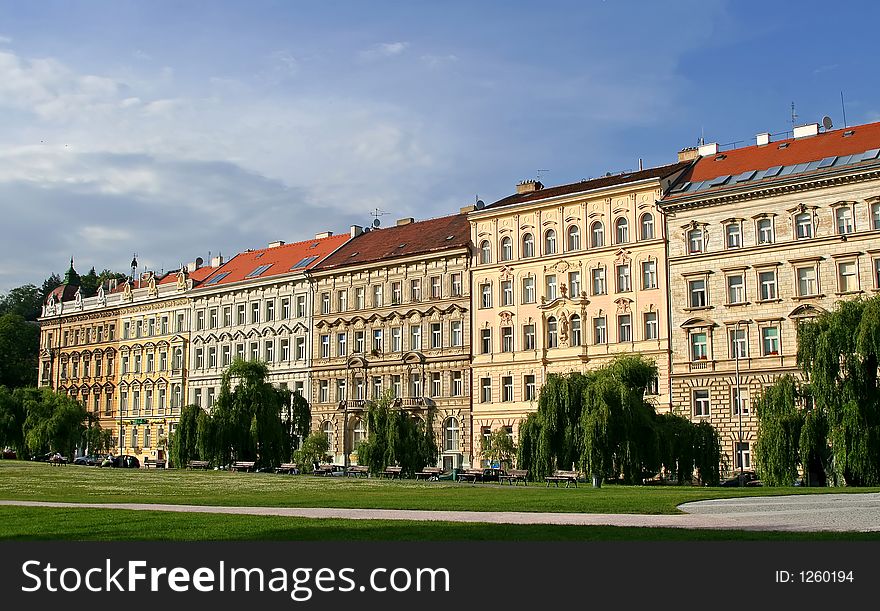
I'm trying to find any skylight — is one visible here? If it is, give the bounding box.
[291,256,319,269]
[202,272,230,286]
[245,264,273,278]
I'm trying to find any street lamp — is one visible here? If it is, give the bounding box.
[337,399,348,469]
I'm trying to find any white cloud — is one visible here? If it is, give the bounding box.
[359,41,409,61]
[0,35,11,45]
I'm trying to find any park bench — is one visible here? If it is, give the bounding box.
[346,465,369,477]
[313,464,337,476]
[230,461,256,472]
[545,470,580,488]
[187,460,210,469]
[274,463,299,474]
[415,466,444,481]
[499,469,529,486]
[457,468,484,483]
[380,466,403,479]
[143,459,166,469]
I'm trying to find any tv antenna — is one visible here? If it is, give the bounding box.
[822,115,833,131]
[790,101,799,126]
[369,208,389,229]
[536,169,549,182]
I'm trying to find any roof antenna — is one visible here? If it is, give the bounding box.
[790,101,799,127]
[536,169,549,182]
[369,207,389,229]
[840,91,848,128]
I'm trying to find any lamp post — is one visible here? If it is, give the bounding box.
[337,400,348,469]
[734,319,749,486]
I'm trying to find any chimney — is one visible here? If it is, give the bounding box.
[697,142,719,156]
[210,255,224,267]
[314,231,333,239]
[350,225,363,238]
[677,147,698,162]
[396,217,414,226]
[268,240,285,249]
[793,123,819,139]
[460,204,476,214]
[516,180,543,194]
[756,132,771,146]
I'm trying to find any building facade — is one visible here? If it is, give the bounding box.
[309,214,473,469]
[660,121,880,473]
[466,164,690,464]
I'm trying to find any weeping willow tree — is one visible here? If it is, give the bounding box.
[356,390,438,476]
[693,421,722,486]
[753,374,804,486]
[170,404,202,468]
[655,412,696,484]
[797,297,880,486]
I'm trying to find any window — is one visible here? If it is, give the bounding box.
[501,280,513,306]
[480,240,491,264]
[762,326,780,356]
[451,371,463,396]
[195,349,204,370]
[640,213,654,240]
[319,380,329,403]
[502,376,513,402]
[355,331,365,353]
[797,266,818,297]
[795,212,813,239]
[693,389,710,417]
[523,324,536,350]
[444,418,460,451]
[616,264,631,293]
[522,233,535,258]
[726,223,741,249]
[195,312,204,331]
[644,312,658,340]
[431,276,441,299]
[646,375,659,395]
[322,421,333,447]
[391,327,402,352]
[337,290,347,312]
[281,299,290,320]
[873,203,880,230]
[480,379,491,403]
[265,340,275,362]
[352,418,366,445]
[451,321,463,347]
[431,372,441,397]
[618,314,632,342]
[545,274,557,300]
[759,270,777,301]
[522,276,536,303]
[409,373,421,398]
[296,337,306,360]
[354,289,364,311]
[265,300,275,321]
[593,317,606,344]
[320,335,330,358]
[615,217,629,244]
[500,236,513,261]
[570,314,581,346]
[732,387,749,416]
[524,375,536,401]
[480,283,492,308]
[277,341,286,363]
[480,328,491,354]
[337,333,347,357]
[431,323,442,348]
[372,285,383,307]
[729,327,748,359]
[688,229,704,254]
[757,218,774,244]
[237,305,246,325]
[727,274,745,304]
[208,347,217,368]
[544,229,557,255]
[838,261,858,293]
[735,442,751,470]
[592,268,607,295]
[567,226,581,251]
[336,379,347,401]
[689,279,707,308]
[372,329,383,352]
[501,326,513,352]
[410,279,422,302]
[590,221,604,248]
[547,317,558,348]
[391,282,402,304]
[251,302,260,323]
[642,260,657,289]
[568,271,580,298]
[690,331,708,360]
[836,206,854,235]
[410,326,422,351]
[451,273,462,296]
[372,376,382,399]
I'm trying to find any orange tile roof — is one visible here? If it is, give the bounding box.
[665,121,880,201]
[316,214,471,271]
[196,233,350,289]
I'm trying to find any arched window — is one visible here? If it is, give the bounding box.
[547,316,558,348]
[591,221,605,248]
[479,240,491,264]
[352,417,366,445]
[322,420,334,449]
[640,213,654,240]
[500,236,512,261]
[615,217,629,244]
[570,314,581,346]
[522,233,535,258]
[444,417,459,452]
[544,229,557,255]
[567,225,581,251]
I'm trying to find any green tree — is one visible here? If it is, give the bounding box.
[79,267,100,297]
[693,421,722,486]
[655,412,696,484]
[170,405,202,468]
[0,386,26,455]
[481,428,517,468]
[295,431,331,472]
[0,285,43,321]
[40,274,62,303]
[0,314,40,389]
[83,418,112,454]
[754,374,804,487]
[20,387,89,458]
[356,390,438,476]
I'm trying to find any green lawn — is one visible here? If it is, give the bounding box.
[2,460,877,515]
[2,506,879,541]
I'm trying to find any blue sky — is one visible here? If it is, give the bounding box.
[1,0,878,291]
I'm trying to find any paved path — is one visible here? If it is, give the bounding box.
[3,494,879,532]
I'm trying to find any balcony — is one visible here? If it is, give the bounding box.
[688,359,715,372]
[339,400,366,410]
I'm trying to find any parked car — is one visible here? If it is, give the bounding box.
[101,455,140,468]
[73,454,103,466]
[719,471,762,487]
[31,452,68,464]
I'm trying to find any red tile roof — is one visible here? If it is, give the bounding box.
[196,233,350,289]
[316,214,471,271]
[665,121,880,200]
[485,162,691,209]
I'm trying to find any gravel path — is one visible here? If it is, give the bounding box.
[3,494,879,532]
